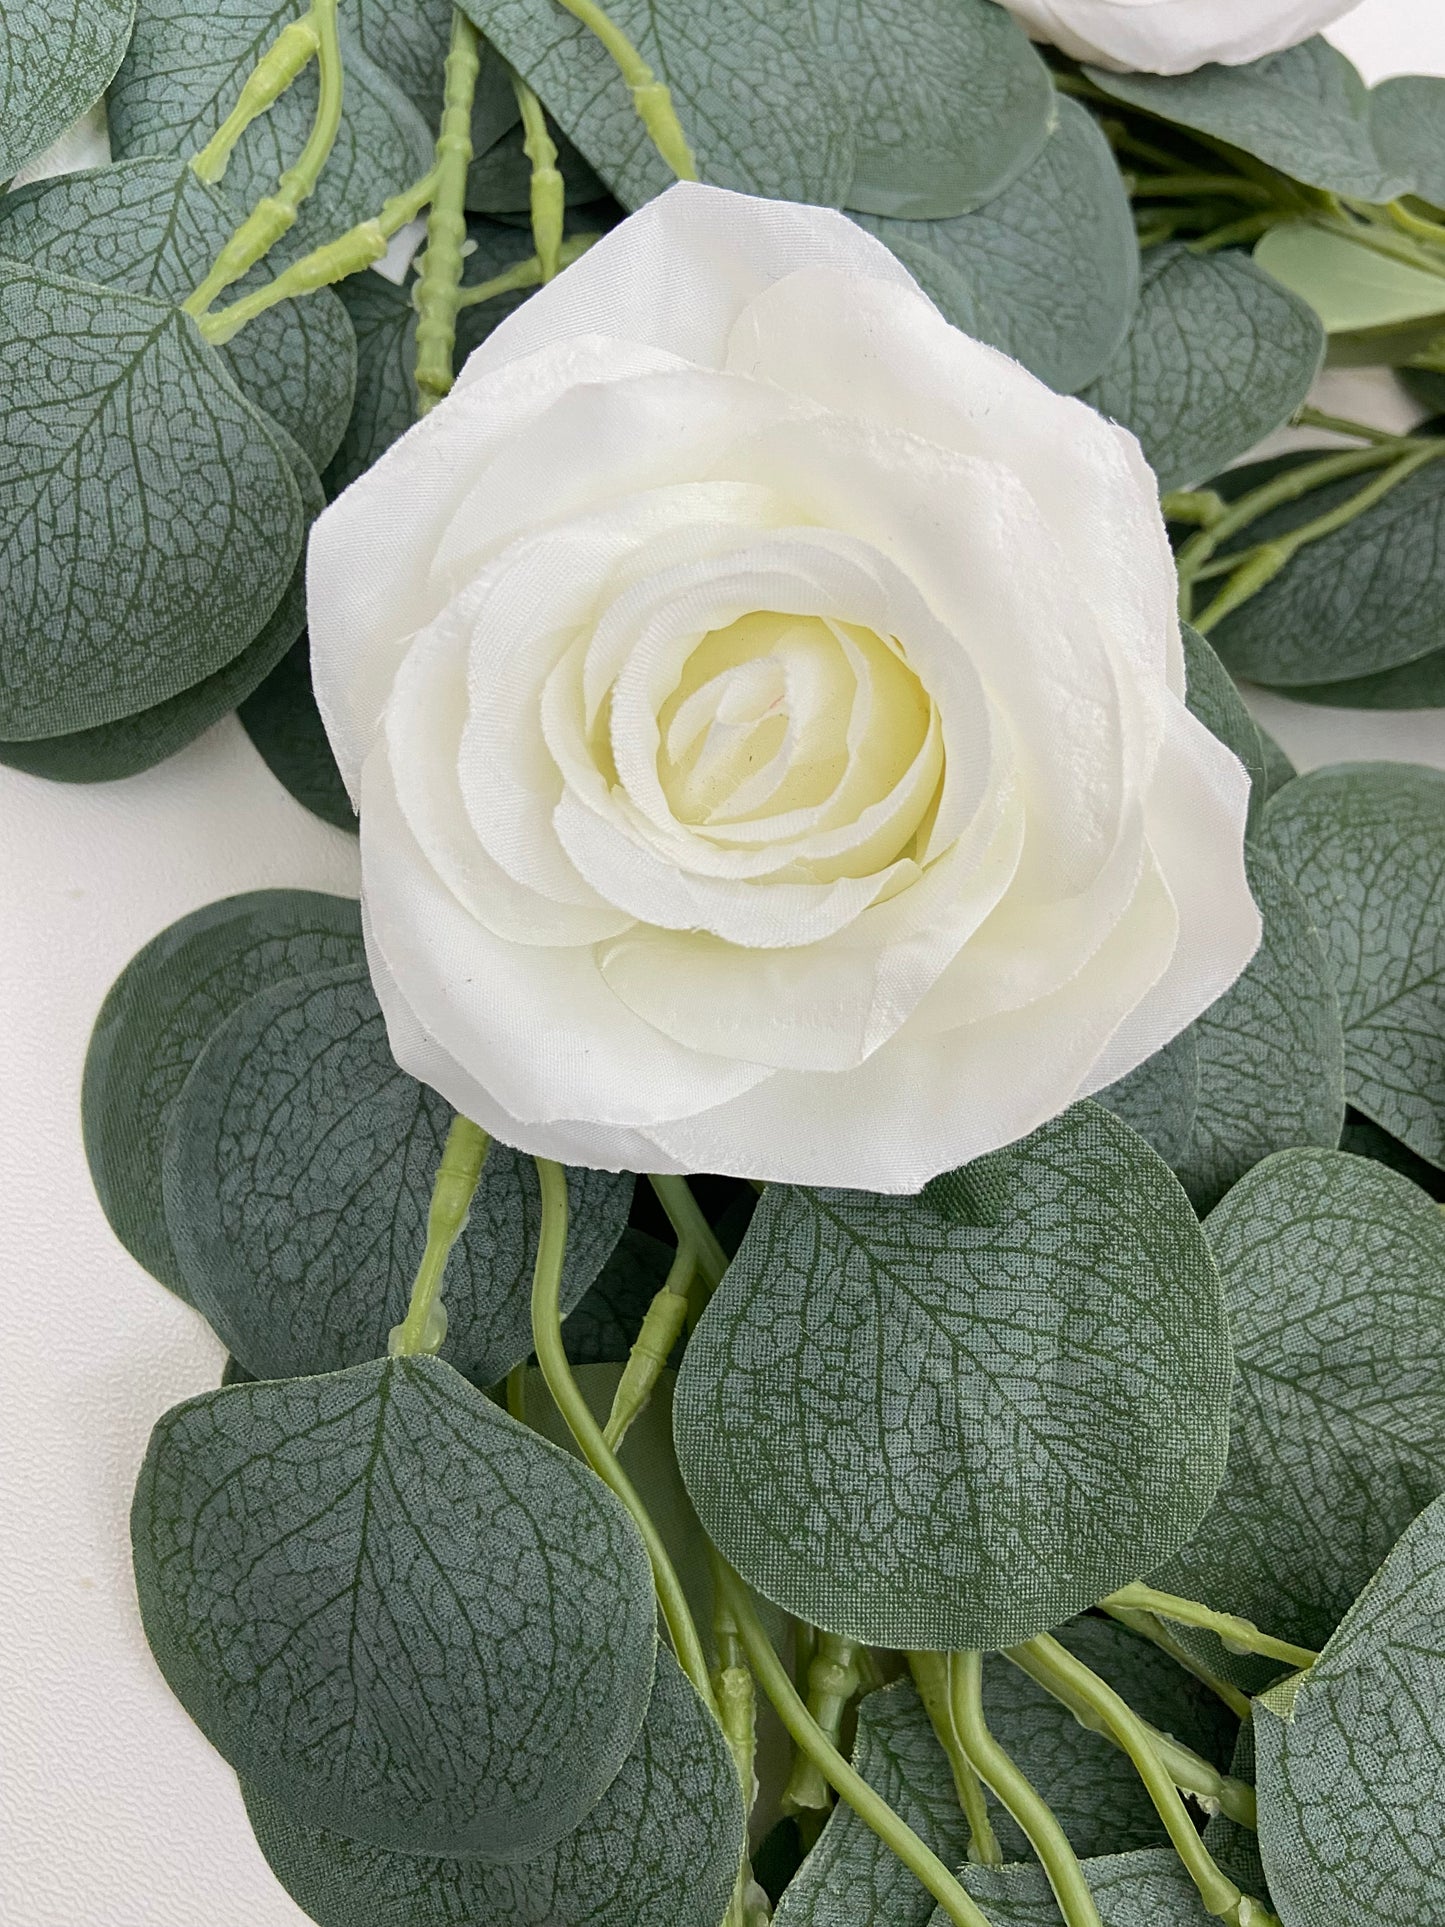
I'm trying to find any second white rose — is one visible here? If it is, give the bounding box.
[995,0,1359,74]
[308,183,1259,1192]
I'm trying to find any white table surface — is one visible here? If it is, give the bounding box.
[2,6,1443,1921]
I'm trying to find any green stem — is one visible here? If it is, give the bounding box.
[1389,197,1445,246]
[529,1157,718,1717]
[906,1652,1003,1868]
[504,1362,528,1422]
[1315,208,1445,279]
[511,68,564,283]
[453,230,599,307]
[710,1571,764,1927]
[191,14,321,185]
[185,0,344,316]
[198,168,437,344]
[1009,1638,1273,1924]
[414,9,482,415]
[1175,444,1402,588]
[1132,174,1276,206]
[951,1652,1102,1927]
[1100,1586,1319,1671]
[649,1174,729,1289]
[1191,211,1289,253]
[1292,405,1418,446]
[783,1631,865,1814]
[602,1239,695,1451]
[389,1118,490,1356]
[716,1566,995,1927]
[1099,1605,1253,1722]
[551,0,697,180]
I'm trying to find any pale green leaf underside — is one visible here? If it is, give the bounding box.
[956,1848,1218,1925]
[241,1648,742,1927]
[1260,763,1445,1167]
[82,889,362,1299]
[238,638,355,830]
[1255,222,1445,336]
[458,0,856,210]
[0,0,134,180]
[674,1101,1231,1649]
[1086,40,1411,203]
[131,1355,657,1858]
[858,98,1138,395]
[1157,1148,1445,1661]
[1256,1493,1445,1927]
[0,264,305,737]
[1080,245,1323,493]
[161,963,633,1386]
[812,0,1051,220]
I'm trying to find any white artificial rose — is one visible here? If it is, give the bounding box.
[996,0,1358,73]
[308,183,1259,1192]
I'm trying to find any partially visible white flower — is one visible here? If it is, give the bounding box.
[308,183,1260,1192]
[996,0,1359,73]
[10,100,110,188]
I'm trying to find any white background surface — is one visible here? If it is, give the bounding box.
[2,5,1444,1922]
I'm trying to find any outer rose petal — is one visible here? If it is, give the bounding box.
[996,0,1358,73]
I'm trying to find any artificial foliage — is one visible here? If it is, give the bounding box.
[4,2,1444,1924]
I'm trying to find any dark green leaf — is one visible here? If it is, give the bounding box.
[238,637,355,831]
[1208,450,1445,689]
[0,0,134,179]
[958,1848,1217,1925]
[1096,1031,1201,1172]
[0,262,306,738]
[132,1355,657,1856]
[1282,645,1445,711]
[1257,724,1296,799]
[1256,1493,1445,1927]
[319,271,417,497]
[1086,40,1409,203]
[458,0,855,210]
[1080,246,1323,492]
[161,963,633,1385]
[1260,763,1445,1167]
[564,1228,676,1366]
[674,1102,1231,1650]
[1156,1148,1445,1665]
[857,98,1137,394]
[1203,1724,1269,1900]
[109,3,434,255]
[1181,623,1268,832]
[1340,1111,1445,1201]
[466,119,607,214]
[347,0,519,150]
[82,889,363,1299]
[240,1648,743,1927]
[812,0,1051,220]
[0,157,355,472]
[1371,75,1445,207]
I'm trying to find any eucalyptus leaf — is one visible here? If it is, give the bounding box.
[0,0,134,180]
[1095,1031,1200,1172]
[957,1848,1217,1925]
[82,889,363,1299]
[238,637,355,831]
[319,271,417,497]
[458,0,855,211]
[1371,75,1445,208]
[1255,221,1445,337]
[240,1648,742,1927]
[1257,725,1297,799]
[465,118,607,214]
[810,0,1051,220]
[1282,645,1445,710]
[1203,1716,1269,1898]
[1080,246,1323,492]
[1156,1148,1445,1670]
[674,1101,1231,1650]
[1260,763,1445,1167]
[1203,445,1445,688]
[131,1355,657,1856]
[347,0,519,149]
[162,962,633,1385]
[1085,40,1409,203]
[857,98,1137,394]
[0,262,306,739]
[1340,1112,1445,1202]
[109,4,434,255]
[563,1228,676,1366]
[1181,623,1269,832]
[0,156,356,472]
[1255,1494,1445,1927]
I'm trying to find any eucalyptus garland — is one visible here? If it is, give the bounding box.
[5,3,1445,1925]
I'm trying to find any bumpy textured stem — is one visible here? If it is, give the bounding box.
[1102,1585,1319,1671]
[454,231,599,307]
[951,1652,1102,1927]
[1100,1604,1253,1723]
[551,0,697,180]
[415,10,482,414]
[185,0,345,315]
[388,1118,490,1356]
[191,15,320,185]
[512,69,564,282]
[717,1566,995,1927]
[602,1240,695,1450]
[783,1631,865,1813]
[529,1158,718,1716]
[649,1173,729,1288]
[906,1652,1003,1867]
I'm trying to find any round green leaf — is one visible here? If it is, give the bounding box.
[674,1101,1232,1650]
[1157,1149,1445,1662]
[1256,1493,1445,1927]
[1181,623,1269,832]
[1282,645,1445,711]
[858,98,1138,395]
[0,0,134,179]
[1254,221,1445,338]
[161,963,633,1386]
[563,1228,676,1366]
[0,263,306,739]
[320,272,418,498]
[132,1355,657,1858]
[1260,763,1445,1168]
[0,157,356,473]
[1080,246,1323,493]
[1371,75,1445,208]
[238,637,355,831]
[241,1648,742,1927]
[1096,1030,1201,1173]
[814,0,1051,221]
[963,1848,1219,1925]
[82,889,363,1299]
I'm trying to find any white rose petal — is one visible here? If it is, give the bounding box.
[309,182,1259,1192]
[994,0,1359,74]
